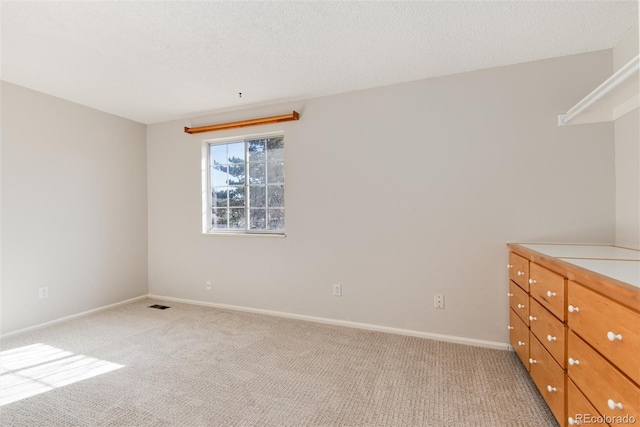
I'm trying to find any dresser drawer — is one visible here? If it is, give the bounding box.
[509,308,529,371]
[529,297,567,368]
[530,262,566,321]
[529,334,565,426]
[568,331,640,422]
[567,379,606,426]
[509,280,530,326]
[508,252,529,291]
[568,281,640,384]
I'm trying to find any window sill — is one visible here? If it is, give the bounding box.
[202,231,286,238]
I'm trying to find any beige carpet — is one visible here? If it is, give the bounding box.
[0,299,557,426]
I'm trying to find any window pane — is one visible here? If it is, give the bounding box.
[248,139,265,162]
[212,208,228,228]
[249,209,266,230]
[208,137,283,234]
[229,208,245,229]
[267,185,284,207]
[211,144,227,165]
[266,137,284,161]
[228,142,244,163]
[227,163,245,185]
[229,186,245,207]
[267,209,285,230]
[266,137,284,151]
[249,185,265,208]
[249,162,265,184]
[212,188,228,207]
[267,159,284,183]
[211,166,228,186]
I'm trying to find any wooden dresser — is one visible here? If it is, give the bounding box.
[507,244,640,427]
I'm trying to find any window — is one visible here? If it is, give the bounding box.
[204,134,285,234]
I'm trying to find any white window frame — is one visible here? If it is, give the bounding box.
[201,131,285,236]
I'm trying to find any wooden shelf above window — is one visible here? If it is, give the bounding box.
[184,111,299,134]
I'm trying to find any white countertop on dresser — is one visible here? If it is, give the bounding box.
[513,243,640,288]
[519,243,640,261]
[559,258,640,288]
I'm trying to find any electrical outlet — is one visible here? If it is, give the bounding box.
[206,280,212,290]
[39,287,49,299]
[434,293,444,309]
[333,283,342,297]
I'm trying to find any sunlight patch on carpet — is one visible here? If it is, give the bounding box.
[0,343,123,406]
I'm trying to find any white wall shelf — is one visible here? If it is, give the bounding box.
[558,54,639,126]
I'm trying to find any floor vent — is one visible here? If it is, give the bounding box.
[148,304,171,310]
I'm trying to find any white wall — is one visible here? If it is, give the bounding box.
[0,82,148,334]
[147,50,615,344]
[613,25,639,70]
[613,26,640,250]
[615,110,640,250]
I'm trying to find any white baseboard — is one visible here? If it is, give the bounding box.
[148,294,510,351]
[0,294,149,340]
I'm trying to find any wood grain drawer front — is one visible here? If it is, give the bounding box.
[529,297,567,368]
[568,331,640,422]
[529,262,566,321]
[529,334,565,425]
[508,252,529,292]
[568,281,640,385]
[509,280,530,326]
[567,379,606,427]
[509,308,529,371]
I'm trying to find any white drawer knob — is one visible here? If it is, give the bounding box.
[607,331,622,341]
[507,292,514,297]
[517,304,525,309]
[568,357,580,366]
[529,315,537,321]
[508,326,514,330]
[607,399,623,410]
[546,291,556,297]
[529,358,537,364]
[517,341,525,346]
[547,335,557,342]
[507,264,513,269]
[568,416,579,425]
[568,305,579,313]
[517,271,525,276]
[528,278,536,284]
[547,385,557,393]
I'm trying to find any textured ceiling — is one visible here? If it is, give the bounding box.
[1,1,638,124]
